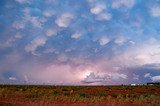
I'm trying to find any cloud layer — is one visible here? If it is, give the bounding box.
[0,0,160,85]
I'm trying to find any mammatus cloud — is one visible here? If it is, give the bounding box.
[112,0,135,9]
[96,12,112,21]
[55,13,74,28]
[43,9,55,17]
[99,36,110,46]
[150,6,160,17]
[1,0,160,85]
[114,36,125,45]
[90,2,112,21]
[15,0,29,4]
[22,8,46,28]
[46,29,58,37]
[25,36,47,55]
[90,3,106,15]
[12,21,25,30]
[71,32,82,39]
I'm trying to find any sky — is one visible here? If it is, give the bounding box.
[1,0,160,85]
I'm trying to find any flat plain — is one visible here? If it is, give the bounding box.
[0,84,160,106]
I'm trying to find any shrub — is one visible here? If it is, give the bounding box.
[79,93,88,98]
[111,93,118,98]
[126,94,138,98]
[61,86,68,91]
[64,93,70,96]
[51,91,59,95]
[94,93,108,97]
[62,88,68,91]
[71,86,83,91]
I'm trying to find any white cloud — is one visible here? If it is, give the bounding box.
[0,35,22,49]
[46,29,58,37]
[151,75,160,82]
[82,72,127,83]
[99,36,110,45]
[112,0,135,9]
[15,0,29,4]
[43,48,55,54]
[96,12,112,21]
[144,73,151,78]
[71,32,82,39]
[22,9,46,28]
[43,9,55,17]
[55,13,74,28]
[129,40,135,45]
[89,2,112,21]
[110,73,127,80]
[114,36,125,45]
[83,72,108,83]
[90,3,106,15]
[12,21,25,30]
[22,7,30,15]
[150,6,160,17]
[25,36,47,55]
[112,39,160,67]
[30,17,44,28]
[9,77,17,81]
[15,32,23,39]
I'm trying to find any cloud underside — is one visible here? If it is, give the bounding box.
[1,0,160,84]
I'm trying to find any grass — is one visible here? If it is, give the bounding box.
[71,86,83,91]
[0,84,160,105]
[94,93,108,97]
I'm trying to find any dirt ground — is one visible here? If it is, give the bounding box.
[0,85,160,106]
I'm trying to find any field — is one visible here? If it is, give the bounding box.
[0,85,160,106]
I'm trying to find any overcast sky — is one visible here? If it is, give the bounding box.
[1,0,160,85]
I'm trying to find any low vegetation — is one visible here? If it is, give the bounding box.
[0,84,160,106]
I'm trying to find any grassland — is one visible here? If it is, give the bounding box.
[0,84,160,106]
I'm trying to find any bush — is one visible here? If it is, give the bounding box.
[61,86,68,91]
[111,93,118,98]
[79,93,88,98]
[94,93,108,97]
[64,93,70,96]
[52,91,59,95]
[71,86,83,91]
